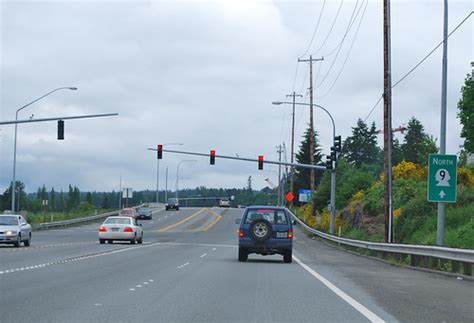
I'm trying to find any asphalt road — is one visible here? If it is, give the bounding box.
[1,207,472,322]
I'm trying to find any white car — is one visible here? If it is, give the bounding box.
[0,214,32,247]
[98,216,143,244]
[219,198,231,207]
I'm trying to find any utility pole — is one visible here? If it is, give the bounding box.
[383,0,393,243]
[298,55,324,217]
[437,0,448,246]
[119,173,122,209]
[286,92,303,207]
[277,144,283,206]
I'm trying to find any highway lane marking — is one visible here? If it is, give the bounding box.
[0,241,96,252]
[129,288,135,291]
[200,253,208,258]
[293,256,385,323]
[202,209,222,232]
[157,208,207,232]
[212,247,217,251]
[177,262,190,269]
[136,285,142,288]
[0,243,161,276]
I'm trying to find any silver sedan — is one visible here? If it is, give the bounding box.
[0,214,32,247]
[98,216,143,244]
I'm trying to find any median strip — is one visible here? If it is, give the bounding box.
[157,208,208,232]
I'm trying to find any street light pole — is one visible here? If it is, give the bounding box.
[273,101,337,234]
[165,166,169,202]
[286,92,303,207]
[11,87,77,213]
[156,143,183,204]
[176,160,196,200]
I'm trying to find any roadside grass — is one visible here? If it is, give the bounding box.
[26,208,114,224]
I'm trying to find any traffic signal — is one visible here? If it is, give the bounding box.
[334,135,342,152]
[157,144,163,159]
[57,120,64,140]
[258,155,264,170]
[210,150,216,165]
[330,146,337,160]
[325,155,333,170]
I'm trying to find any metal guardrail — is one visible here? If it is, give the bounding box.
[289,211,474,275]
[33,204,147,230]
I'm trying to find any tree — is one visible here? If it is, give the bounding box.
[50,188,57,212]
[401,117,438,165]
[294,125,323,195]
[341,119,381,167]
[86,192,93,205]
[458,72,474,153]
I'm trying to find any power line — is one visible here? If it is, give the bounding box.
[315,0,363,88]
[392,10,474,89]
[318,0,368,99]
[313,0,345,56]
[300,0,327,57]
[363,10,473,122]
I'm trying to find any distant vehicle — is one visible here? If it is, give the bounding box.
[137,207,152,220]
[118,208,138,218]
[235,206,293,263]
[219,198,231,208]
[0,214,32,247]
[98,216,143,244]
[165,198,179,211]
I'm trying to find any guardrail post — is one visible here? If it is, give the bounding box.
[462,262,472,276]
[410,254,416,266]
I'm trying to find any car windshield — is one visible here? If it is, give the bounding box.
[104,218,131,225]
[119,210,133,214]
[139,208,149,212]
[244,210,287,224]
[0,216,18,226]
[168,199,178,203]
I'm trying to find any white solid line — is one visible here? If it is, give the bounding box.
[200,253,207,258]
[293,256,385,323]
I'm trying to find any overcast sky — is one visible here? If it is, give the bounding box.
[0,0,472,193]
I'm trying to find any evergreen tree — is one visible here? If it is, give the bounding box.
[294,126,323,194]
[59,190,66,212]
[401,117,438,165]
[458,72,474,153]
[86,192,92,205]
[50,188,57,212]
[341,119,381,166]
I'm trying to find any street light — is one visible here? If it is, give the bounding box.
[11,87,77,213]
[156,143,183,204]
[273,101,337,235]
[176,160,197,200]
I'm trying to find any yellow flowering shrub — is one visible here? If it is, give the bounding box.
[457,167,474,186]
[392,161,425,180]
[393,208,401,219]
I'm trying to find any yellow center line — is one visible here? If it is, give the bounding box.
[156,208,208,232]
[202,209,222,232]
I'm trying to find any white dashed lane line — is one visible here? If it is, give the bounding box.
[200,253,207,258]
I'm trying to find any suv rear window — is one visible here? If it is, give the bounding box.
[244,209,287,224]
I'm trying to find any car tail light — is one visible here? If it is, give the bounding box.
[123,227,134,232]
[239,229,244,238]
[287,230,293,239]
[99,226,107,232]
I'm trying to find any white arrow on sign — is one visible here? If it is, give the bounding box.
[439,190,446,198]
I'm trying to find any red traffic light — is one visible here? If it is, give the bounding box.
[210,149,216,165]
[258,155,263,170]
[157,144,163,159]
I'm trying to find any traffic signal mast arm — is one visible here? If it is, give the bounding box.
[148,147,326,171]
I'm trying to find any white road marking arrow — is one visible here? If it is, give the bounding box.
[439,190,446,198]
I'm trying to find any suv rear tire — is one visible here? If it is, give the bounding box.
[283,250,292,263]
[238,247,248,262]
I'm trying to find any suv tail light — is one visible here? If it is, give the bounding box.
[99,226,107,232]
[123,227,134,232]
[239,229,244,238]
[287,229,293,239]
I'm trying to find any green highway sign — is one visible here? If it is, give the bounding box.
[427,154,457,203]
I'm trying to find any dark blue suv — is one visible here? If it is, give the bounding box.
[236,206,293,263]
